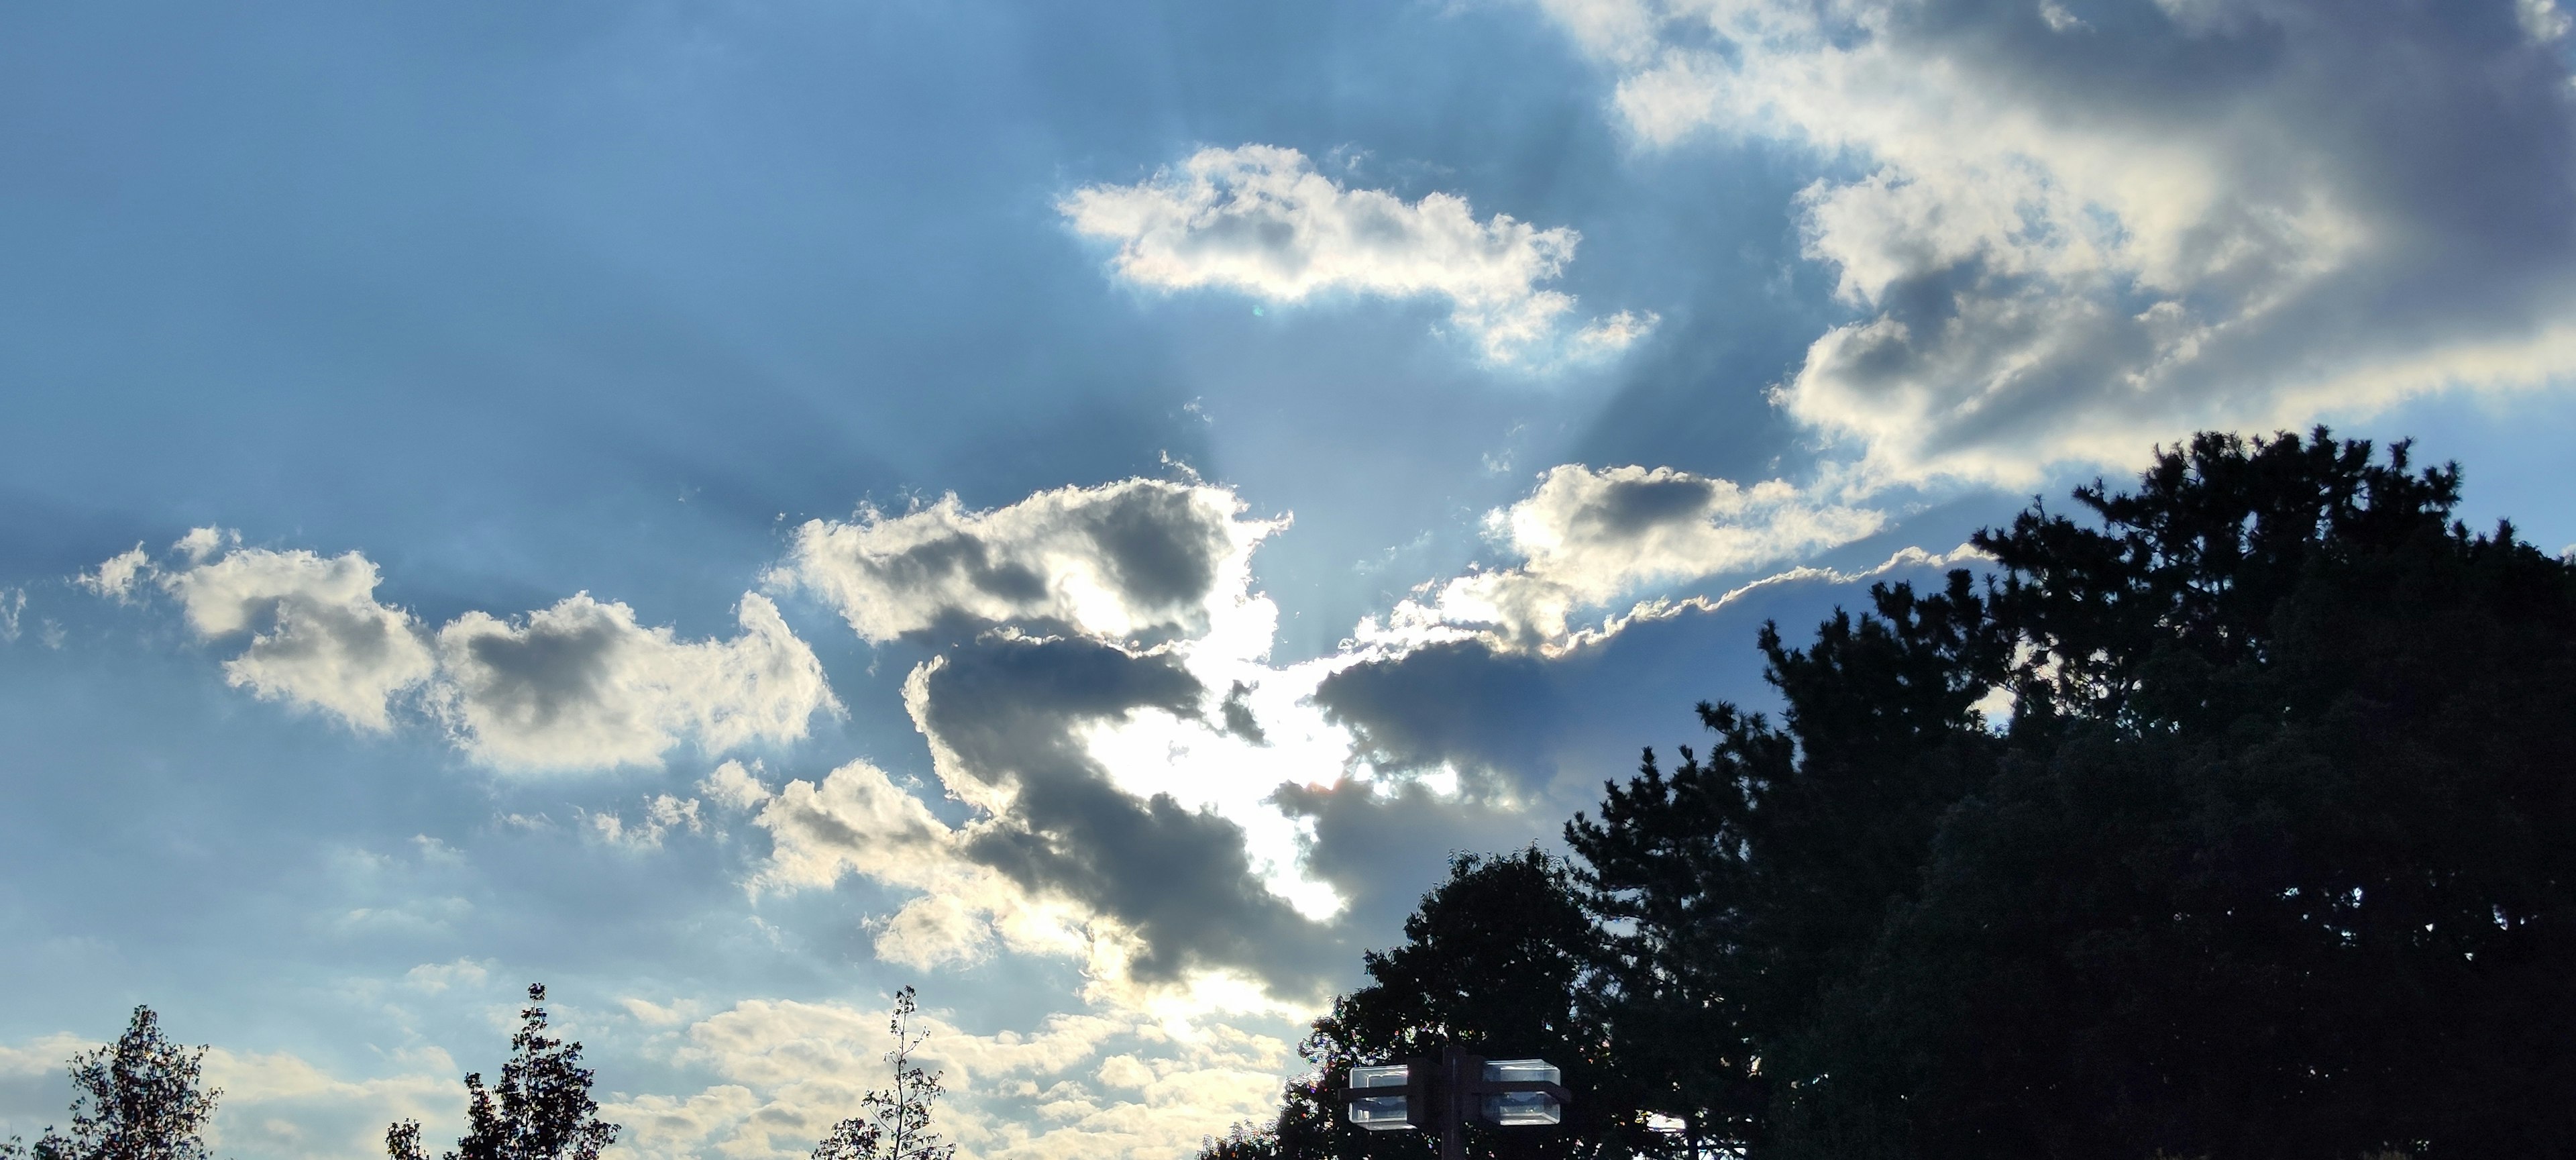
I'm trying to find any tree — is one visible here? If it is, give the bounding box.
[1205,849,1651,1160]
[386,984,620,1160]
[1771,430,2576,1159]
[0,1006,222,1160]
[810,986,955,1160]
[1566,570,2005,1155]
[1571,429,2576,1159]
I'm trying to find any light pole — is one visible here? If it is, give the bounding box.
[1337,1045,1571,1160]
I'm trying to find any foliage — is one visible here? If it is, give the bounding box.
[386,984,621,1160]
[810,986,956,1160]
[0,1006,221,1160]
[1571,429,2576,1159]
[1207,849,1648,1160]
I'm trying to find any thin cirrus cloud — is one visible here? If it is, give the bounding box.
[1536,0,2576,485]
[1059,144,1656,365]
[78,530,840,772]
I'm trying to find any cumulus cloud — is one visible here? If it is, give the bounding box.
[1061,144,1654,364]
[772,481,1274,646]
[1364,464,1882,649]
[435,592,837,771]
[117,533,438,731]
[81,531,837,769]
[1537,0,2576,483]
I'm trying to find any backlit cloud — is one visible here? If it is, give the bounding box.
[1061,144,1655,364]
[1366,464,1883,649]
[772,481,1274,646]
[1538,0,2576,483]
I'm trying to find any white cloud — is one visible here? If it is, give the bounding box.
[1061,144,1654,364]
[156,539,437,731]
[435,592,837,772]
[74,545,153,602]
[1366,464,1883,649]
[772,480,1275,646]
[402,957,494,994]
[1534,0,2576,484]
[2520,0,2571,42]
[591,794,706,851]
[80,532,837,768]
[0,587,24,643]
[699,759,773,812]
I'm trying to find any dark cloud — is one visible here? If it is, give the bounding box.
[451,616,622,732]
[1218,680,1267,745]
[1587,473,1723,535]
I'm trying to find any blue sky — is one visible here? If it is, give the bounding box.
[6,1,2576,1155]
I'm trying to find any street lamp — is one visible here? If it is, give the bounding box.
[1336,1045,1571,1160]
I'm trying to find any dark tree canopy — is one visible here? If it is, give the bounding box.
[387,985,621,1160]
[0,1006,222,1160]
[1574,429,2576,1159]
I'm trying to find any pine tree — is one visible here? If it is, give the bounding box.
[386,984,620,1160]
[0,1006,222,1160]
[811,986,956,1160]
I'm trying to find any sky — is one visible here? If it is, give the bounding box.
[5,1,2576,1156]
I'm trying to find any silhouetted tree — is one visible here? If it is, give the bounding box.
[1568,568,2004,1157]
[386,984,619,1160]
[0,1006,221,1160]
[810,986,955,1160]
[1572,429,2576,1159]
[1205,849,1649,1160]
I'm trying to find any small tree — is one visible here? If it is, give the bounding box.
[0,1005,223,1160]
[811,986,955,1160]
[386,984,620,1160]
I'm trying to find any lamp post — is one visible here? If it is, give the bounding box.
[1336,1045,1571,1160]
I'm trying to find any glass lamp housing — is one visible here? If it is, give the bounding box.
[1346,1064,1413,1131]
[1480,1059,1563,1126]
